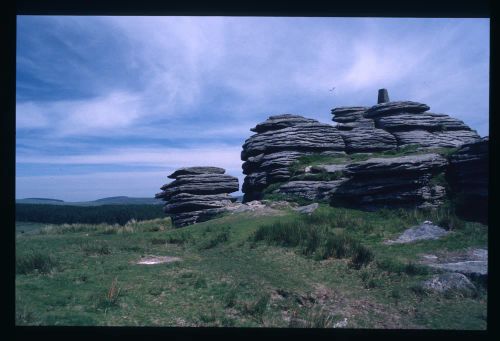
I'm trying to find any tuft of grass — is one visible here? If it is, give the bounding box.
[166,232,192,245]
[16,250,58,274]
[223,286,238,308]
[242,293,270,321]
[376,258,429,276]
[150,237,167,245]
[198,227,231,250]
[349,243,374,269]
[80,241,111,256]
[253,215,373,264]
[96,277,121,310]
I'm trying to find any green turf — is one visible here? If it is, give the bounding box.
[15,206,487,328]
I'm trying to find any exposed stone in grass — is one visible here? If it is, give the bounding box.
[419,248,488,280]
[421,273,476,295]
[384,221,449,244]
[293,203,319,214]
[135,256,181,265]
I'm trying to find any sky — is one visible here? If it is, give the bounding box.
[16,16,490,201]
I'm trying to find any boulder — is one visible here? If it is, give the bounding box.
[293,203,319,214]
[250,114,318,133]
[331,107,369,123]
[421,273,476,295]
[167,166,226,179]
[364,101,430,118]
[384,221,449,244]
[422,248,488,281]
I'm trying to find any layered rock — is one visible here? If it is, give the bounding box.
[331,92,481,150]
[330,154,448,209]
[241,114,345,201]
[446,137,489,223]
[156,167,239,227]
[240,89,484,208]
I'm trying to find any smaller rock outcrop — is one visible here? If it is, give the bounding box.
[446,137,489,224]
[156,167,239,227]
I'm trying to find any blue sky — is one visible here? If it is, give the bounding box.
[16,16,489,201]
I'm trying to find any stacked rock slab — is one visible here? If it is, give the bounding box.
[331,106,398,153]
[155,167,239,227]
[446,137,489,224]
[241,114,346,202]
[332,91,481,149]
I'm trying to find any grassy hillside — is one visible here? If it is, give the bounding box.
[15,205,487,328]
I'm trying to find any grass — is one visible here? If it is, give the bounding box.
[15,203,487,328]
[288,145,458,175]
[16,250,58,274]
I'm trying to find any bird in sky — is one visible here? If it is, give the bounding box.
[329,87,336,92]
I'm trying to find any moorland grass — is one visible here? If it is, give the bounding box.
[15,204,487,328]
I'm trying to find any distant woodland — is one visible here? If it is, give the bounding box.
[16,204,164,225]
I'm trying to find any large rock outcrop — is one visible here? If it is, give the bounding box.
[446,137,489,223]
[240,89,485,210]
[241,114,345,201]
[156,167,239,227]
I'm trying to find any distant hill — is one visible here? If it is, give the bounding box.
[16,196,163,206]
[16,198,65,204]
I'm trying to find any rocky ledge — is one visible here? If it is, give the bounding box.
[156,167,239,227]
[241,114,345,201]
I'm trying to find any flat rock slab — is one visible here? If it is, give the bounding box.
[293,203,319,214]
[384,222,449,244]
[135,256,181,265]
[420,248,488,277]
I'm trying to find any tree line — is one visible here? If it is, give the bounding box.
[16,204,165,225]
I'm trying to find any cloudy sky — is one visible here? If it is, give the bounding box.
[16,16,489,201]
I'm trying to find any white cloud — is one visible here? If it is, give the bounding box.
[17,145,244,173]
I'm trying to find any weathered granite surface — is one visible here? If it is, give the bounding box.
[241,114,346,201]
[156,167,239,227]
[384,221,449,244]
